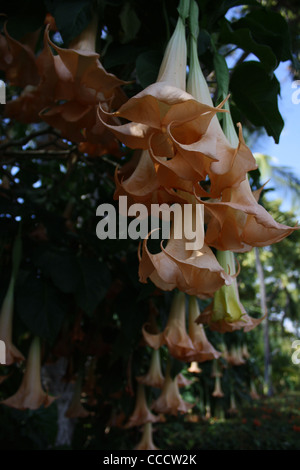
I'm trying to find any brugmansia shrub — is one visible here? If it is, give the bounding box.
[0,0,298,450]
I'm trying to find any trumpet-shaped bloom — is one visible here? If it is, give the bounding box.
[186,21,257,197]
[0,235,24,365]
[39,18,127,150]
[227,345,246,366]
[200,179,298,252]
[136,349,165,388]
[124,384,162,428]
[0,278,24,365]
[134,422,159,451]
[228,392,238,414]
[188,362,202,374]
[212,375,224,398]
[139,206,233,299]
[5,17,126,159]
[100,7,229,204]
[151,370,193,416]
[188,296,221,361]
[1,337,55,410]
[198,251,264,332]
[142,291,195,362]
[211,359,222,378]
[1,24,39,87]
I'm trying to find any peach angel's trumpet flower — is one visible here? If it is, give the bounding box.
[100,0,226,204]
[1,337,55,410]
[1,23,40,87]
[212,375,224,398]
[199,177,298,253]
[4,25,62,124]
[39,15,127,150]
[211,359,222,378]
[0,235,24,365]
[65,373,90,418]
[228,392,238,415]
[227,345,246,366]
[188,296,221,362]
[139,197,233,299]
[151,367,193,416]
[197,250,264,332]
[124,384,163,429]
[134,422,159,451]
[0,277,24,365]
[182,1,257,198]
[142,291,196,363]
[136,349,165,389]
[188,362,202,374]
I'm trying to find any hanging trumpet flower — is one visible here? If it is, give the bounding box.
[136,349,165,389]
[1,336,55,410]
[151,359,193,415]
[0,233,24,365]
[124,383,163,428]
[134,422,159,451]
[198,251,264,332]
[212,375,224,398]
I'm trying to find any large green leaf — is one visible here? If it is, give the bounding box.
[220,19,277,72]
[228,9,292,63]
[119,1,141,44]
[15,273,66,342]
[35,249,111,315]
[230,61,284,143]
[75,257,111,316]
[35,250,81,294]
[213,51,230,99]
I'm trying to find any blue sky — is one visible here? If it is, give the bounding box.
[252,61,300,177]
[251,61,300,214]
[225,7,300,215]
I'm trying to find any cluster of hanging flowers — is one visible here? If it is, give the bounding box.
[0,12,127,157]
[99,0,296,335]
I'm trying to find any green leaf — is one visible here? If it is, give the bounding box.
[15,273,66,342]
[136,50,163,88]
[75,257,111,316]
[35,249,80,294]
[45,0,94,45]
[119,1,141,44]
[230,61,284,143]
[197,29,211,56]
[35,249,111,315]
[220,19,278,72]
[213,51,230,99]
[228,9,292,63]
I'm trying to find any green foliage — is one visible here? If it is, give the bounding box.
[230,61,284,143]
